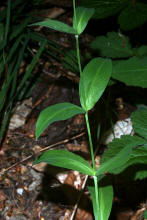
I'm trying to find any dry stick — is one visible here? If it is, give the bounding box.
[0,131,85,176]
[70,174,89,220]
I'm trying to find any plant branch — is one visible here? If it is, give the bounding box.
[73,0,82,75]
[73,0,77,27]
[75,35,82,75]
[93,175,100,220]
[85,112,96,170]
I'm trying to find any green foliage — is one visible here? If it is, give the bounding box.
[112,57,147,88]
[79,0,127,20]
[90,32,133,58]
[89,177,113,220]
[36,103,85,139]
[131,110,147,139]
[118,2,147,30]
[79,58,112,111]
[100,135,147,175]
[134,168,147,180]
[73,7,95,35]
[96,139,134,176]
[134,45,147,57]
[90,31,147,88]
[33,4,114,219]
[32,2,147,220]
[33,149,95,175]
[30,19,76,34]
[80,0,147,30]
[0,0,60,143]
[88,186,99,220]
[143,210,147,219]
[98,178,113,220]
[31,6,94,35]
[103,109,147,181]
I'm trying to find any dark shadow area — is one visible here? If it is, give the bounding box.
[36,165,93,216]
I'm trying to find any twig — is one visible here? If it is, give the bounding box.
[70,174,88,220]
[0,131,85,176]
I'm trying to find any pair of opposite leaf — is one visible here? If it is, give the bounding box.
[31,7,95,35]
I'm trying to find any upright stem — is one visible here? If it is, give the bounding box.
[73,0,82,75]
[73,1,99,219]
[75,35,82,75]
[93,176,100,220]
[85,112,100,219]
[73,0,76,24]
[85,112,96,170]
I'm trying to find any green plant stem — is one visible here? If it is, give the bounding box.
[85,112,96,170]
[73,0,82,74]
[75,35,82,75]
[73,2,99,218]
[93,175,100,220]
[73,0,77,25]
[85,113,100,219]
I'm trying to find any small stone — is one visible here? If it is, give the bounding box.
[33,162,47,172]
[32,145,42,154]
[30,169,42,180]
[28,179,42,191]
[101,117,133,145]
[16,188,23,195]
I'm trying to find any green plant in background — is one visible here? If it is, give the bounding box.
[0,0,76,144]
[144,210,147,219]
[0,0,48,144]
[90,31,147,88]
[32,1,147,219]
[79,0,147,31]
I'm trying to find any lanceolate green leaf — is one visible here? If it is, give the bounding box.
[30,19,76,34]
[99,177,113,220]
[73,7,95,35]
[33,149,95,176]
[88,186,99,220]
[36,103,85,139]
[88,177,113,220]
[112,57,147,88]
[79,58,112,111]
[131,110,147,139]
